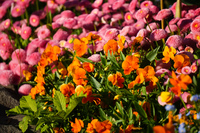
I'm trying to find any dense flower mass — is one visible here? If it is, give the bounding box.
[1,0,200,132]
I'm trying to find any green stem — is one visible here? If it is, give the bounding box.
[180,96,188,113]
[92,40,96,54]
[36,0,39,11]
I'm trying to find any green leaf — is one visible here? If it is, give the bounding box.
[76,56,93,63]
[120,51,125,61]
[20,96,37,112]
[100,53,107,66]
[107,51,120,68]
[133,101,147,119]
[99,108,107,121]
[141,86,147,96]
[64,92,86,119]
[6,106,23,115]
[146,46,160,62]
[128,107,133,121]
[193,76,197,86]
[19,116,30,133]
[116,102,124,117]
[89,76,101,90]
[53,91,66,112]
[41,124,49,133]
[36,122,45,131]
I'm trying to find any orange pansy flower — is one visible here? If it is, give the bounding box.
[70,118,84,133]
[75,85,93,104]
[86,32,101,42]
[83,62,95,72]
[57,62,68,78]
[72,67,88,86]
[162,46,176,63]
[153,111,175,133]
[53,127,65,133]
[23,70,32,81]
[86,119,98,133]
[117,34,125,53]
[122,55,139,75]
[95,120,112,133]
[73,38,88,57]
[170,71,192,96]
[60,83,75,97]
[67,57,81,76]
[108,71,125,88]
[42,44,61,64]
[173,54,190,73]
[103,39,118,56]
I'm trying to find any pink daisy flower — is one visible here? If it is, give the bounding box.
[0,70,14,86]
[190,63,198,73]
[184,46,194,54]
[16,0,30,7]
[133,20,145,30]
[136,29,149,38]
[47,0,58,9]
[181,92,191,103]
[190,19,200,33]
[181,66,192,75]
[140,0,153,8]
[103,28,119,41]
[146,22,159,32]
[150,29,168,41]
[18,84,32,95]
[120,26,130,36]
[149,5,159,14]
[0,19,11,31]
[185,9,196,19]
[11,4,26,18]
[37,26,51,39]
[155,9,172,21]
[14,63,29,77]
[128,0,137,13]
[183,33,197,49]
[165,24,178,33]
[61,10,75,18]
[166,35,183,49]
[55,0,66,4]
[26,52,41,66]
[52,22,62,29]
[2,0,12,9]
[169,18,180,25]
[53,29,69,41]
[124,12,134,23]
[112,0,125,10]
[177,18,193,33]
[134,7,150,20]
[0,6,6,19]
[11,49,27,63]
[20,24,32,40]
[0,62,9,70]
[88,54,101,62]
[29,14,40,27]
[92,0,103,8]
[63,18,77,29]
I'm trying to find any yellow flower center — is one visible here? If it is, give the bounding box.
[194,24,198,28]
[196,35,200,40]
[127,15,131,20]
[16,8,20,12]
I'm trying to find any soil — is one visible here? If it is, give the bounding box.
[0,85,37,133]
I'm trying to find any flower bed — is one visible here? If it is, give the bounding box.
[0,0,200,132]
